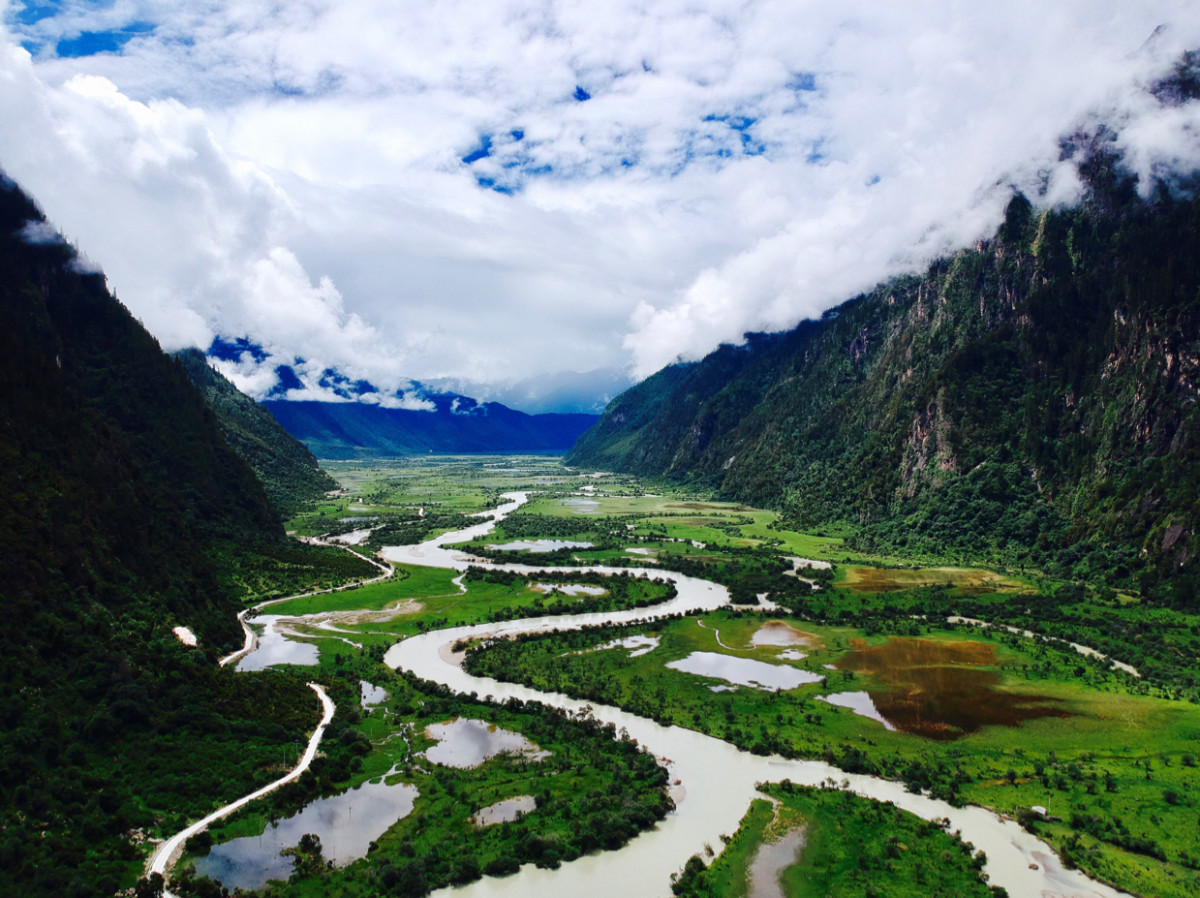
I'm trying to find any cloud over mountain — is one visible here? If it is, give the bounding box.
[2,1,1199,391]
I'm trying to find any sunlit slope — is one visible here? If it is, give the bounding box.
[570,183,1200,603]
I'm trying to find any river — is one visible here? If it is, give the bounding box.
[375,492,1132,898]
[221,490,1131,898]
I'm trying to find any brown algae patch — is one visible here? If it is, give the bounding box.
[841,566,1027,594]
[750,621,821,648]
[835,637,1073,740]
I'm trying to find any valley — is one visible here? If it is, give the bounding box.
[147,455,1200,898]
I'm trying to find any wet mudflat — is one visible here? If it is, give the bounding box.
[746,825,806,898]
[472,795,537,826]
[750,621,820,647]
[836,637,1072,740]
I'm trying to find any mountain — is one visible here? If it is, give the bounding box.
[174,347,337,514]
[0,174,324,897]
[424,367,636,414]
[569,163,1200,607]
[264,392,598,458]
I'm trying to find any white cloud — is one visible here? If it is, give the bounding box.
[2,1,1200,394]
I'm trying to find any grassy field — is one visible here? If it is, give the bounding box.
[838,565,1032,594]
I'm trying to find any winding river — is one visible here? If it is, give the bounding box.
[198,491,1132,898]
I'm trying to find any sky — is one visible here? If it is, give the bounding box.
[2,2,1200,412]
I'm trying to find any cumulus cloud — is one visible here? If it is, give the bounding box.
[2,1,1200,394]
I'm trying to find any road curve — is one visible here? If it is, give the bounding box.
[145,682,336,894]
[219,543,394,668]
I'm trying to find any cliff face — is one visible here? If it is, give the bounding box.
[570,187,1200,603]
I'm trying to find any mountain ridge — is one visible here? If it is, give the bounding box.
[264,394,598,458]
[569,176,1200,606]
[174,347,337,514]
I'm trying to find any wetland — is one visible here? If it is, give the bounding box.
[151,456,1200,898]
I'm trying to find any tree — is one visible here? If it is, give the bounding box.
[134,874,164,898]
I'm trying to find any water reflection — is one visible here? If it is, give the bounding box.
[666,652,825,691]
[235,617,319,671]
[489,540,594,552]
[472,795,537,826]
[594,635,660,658]
[818,691,896,731]
[193,779,419,891]
[360,680,387,708]
[424,718,549,768]
[746,826,806,898]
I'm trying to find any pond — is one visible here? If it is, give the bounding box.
[534,583,606,597]
[488,540,594,553]
[594,634,660,658]
[192,779,419,891]
[472,795,537,826]
[666,652,825,691]
[836,638,1073,740]
[561,498,601,514]
[423,718,549,768]
[360,680,387,708]
[818,691,896,731]
[235,617,319,671]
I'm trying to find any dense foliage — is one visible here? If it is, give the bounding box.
[0,175,357,897]
[672,785,999,898]
[570,156,1200,607]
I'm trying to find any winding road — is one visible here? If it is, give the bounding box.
[146,683,335,896]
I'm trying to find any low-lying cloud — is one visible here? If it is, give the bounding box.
[2,1,1199,399]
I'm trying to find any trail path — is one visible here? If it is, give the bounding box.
[146,683,335,896]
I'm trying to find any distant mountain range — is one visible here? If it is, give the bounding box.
[262,393,598,458]
[570,153,1200,607]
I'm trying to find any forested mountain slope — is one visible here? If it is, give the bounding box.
[570,170,1200,606]
[175,347,337,514]
[0,175,323,896]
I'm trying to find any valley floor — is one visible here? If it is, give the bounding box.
[147,455,1199,898]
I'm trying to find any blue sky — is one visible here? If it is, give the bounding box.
[2,1,1199,410]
